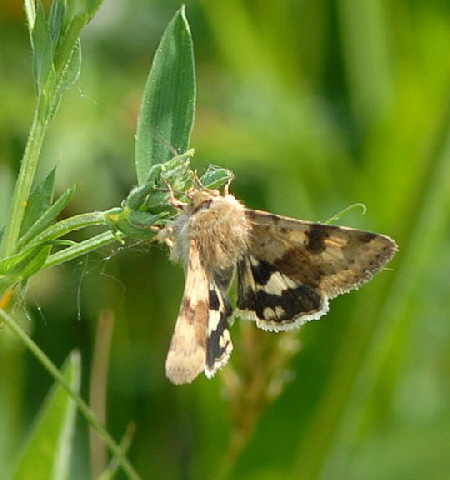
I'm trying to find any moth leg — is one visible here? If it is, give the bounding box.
[168,187,187,209]
[223,177,233,195]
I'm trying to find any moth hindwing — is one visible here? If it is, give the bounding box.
[160,188,397,384]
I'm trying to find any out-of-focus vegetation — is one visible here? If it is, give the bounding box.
[1,1,450,479]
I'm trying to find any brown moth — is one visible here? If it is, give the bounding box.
[158,187,397,385]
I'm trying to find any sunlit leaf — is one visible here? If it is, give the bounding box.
[135,5,196,184]
[199,165,234,190]
[24,0,36,32]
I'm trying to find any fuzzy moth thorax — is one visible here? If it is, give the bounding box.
[167,189,250,271]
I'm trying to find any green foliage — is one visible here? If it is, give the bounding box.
[0,2,207,479]
[1,1,450,480]
[18,184,76,248]
[32,2,54,91]
[20,169,57,236]
[0,242,51,284]
[199,164,234,191]
[107,150,233,240]
[135,5,196,184]
[1,0,103,277]
[12,352,80,480]
[1,2,206,295]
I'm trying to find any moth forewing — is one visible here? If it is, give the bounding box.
[246,209,397,294]
[237,209,397,331]
[165,239,209,385]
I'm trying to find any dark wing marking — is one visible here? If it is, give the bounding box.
[205,278,233,377]
[246,209,397,298]
[237,255,328,330]
[236,209,397,330]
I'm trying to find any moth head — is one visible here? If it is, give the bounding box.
[185,188,220,214]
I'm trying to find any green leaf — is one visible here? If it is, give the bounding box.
[105,207,166,240]
[11,352,81,480]
[32,2,54,91]
[199,165,234,190]
[19,185,76,248]
[125,183,156,210]
[85,0,104,17]
[43,38,82,124]
[44,230,121,268]
[0,243,51,280]
[49,0,66,47]
[20,169,56,237]
[156,148,194,193]
[135,5,196,185]
[57,39,82,94]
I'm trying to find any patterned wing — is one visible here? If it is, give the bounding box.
[237,209,397,331]
[165,240,210,384]
[166,242,234,384]
[205,276,233,377]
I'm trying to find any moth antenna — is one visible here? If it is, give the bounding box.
[192,172,206,190]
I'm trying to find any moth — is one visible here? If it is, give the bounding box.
[158,187,397,384]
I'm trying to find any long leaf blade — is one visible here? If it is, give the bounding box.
[12,352,81,480]
[135,5,196,184]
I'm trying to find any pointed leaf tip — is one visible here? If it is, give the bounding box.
[135,7,196,184]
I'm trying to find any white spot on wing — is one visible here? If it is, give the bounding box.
[261,272,298,294]
[204,281,233,379]
[256,298,330,331]
[208,309,221,333]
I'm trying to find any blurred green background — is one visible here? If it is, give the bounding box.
[1,0,450,479]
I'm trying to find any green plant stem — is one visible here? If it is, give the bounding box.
[27,211,108,246]
[44,231,122,268]
[0,308,141,480]
[2,0,106,259]
[1,105,48,257]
